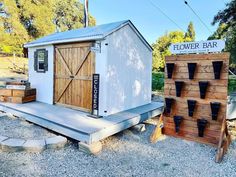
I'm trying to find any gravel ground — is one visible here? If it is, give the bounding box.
[0,119,236,177]
[0,116,56,139]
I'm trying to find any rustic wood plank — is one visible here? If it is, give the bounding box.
[6,95,36,103]
[12,89,36,97]
[215,120,231,163]
[55,42,92,49]
[169,63,228,73]
[164,83,227,93]
[166,72,228,80]
[166,53,230,61]
[150,115,164,143]
[164,90,227,100]
[163,52,229,151]
[163,127,219,146]
[0,89,12,96]
[54,42,94,111]
[55,48,72,76]
[165,79,228,86]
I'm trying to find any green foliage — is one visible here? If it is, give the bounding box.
[152,32,185,71]
[18,0,56,39]
[152,22,196,71]
[152,72,164,91]
[229,75,236,94]
[54,0,96,32]
[212,0,236,31]
[210,0,236,68]
[208,24,228,40]
[0,0,29,55]
[184,21,195,42]
[0,0,96,55]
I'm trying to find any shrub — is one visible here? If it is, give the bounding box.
[152,72,164,91]
[229,75,236,94]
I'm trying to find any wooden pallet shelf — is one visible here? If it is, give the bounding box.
[151,52,231,163]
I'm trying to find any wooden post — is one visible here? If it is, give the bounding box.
[150,114,164,143]
[215,119,231,163]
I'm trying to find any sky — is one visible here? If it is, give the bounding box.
[90,0,231,45]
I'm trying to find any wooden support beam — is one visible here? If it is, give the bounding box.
[215,120,231,163]
[150,114,164,143]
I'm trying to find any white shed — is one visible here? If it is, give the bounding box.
[24,20,153,116]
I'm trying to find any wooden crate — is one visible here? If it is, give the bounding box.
[0,88,36,104]
[12,88,36,97]
[0,89,12,96]
[0,96,7,102]
[5,81,25,85]
[7,95,36,104]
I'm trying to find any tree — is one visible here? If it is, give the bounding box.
[152,31,186,71]
[184,21,195,42]
[152,22,196,71]
[54,0,96,32]
[17,0,55,39]
[0,0,29,54]
[208,23,228,40]
[0,0,96,55]
[212,0,236,31]
[211,0,236,66]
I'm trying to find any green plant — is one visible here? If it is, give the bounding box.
[228,75,236,94]
[152,72,164,91]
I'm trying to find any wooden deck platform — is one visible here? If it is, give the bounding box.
[0,101,163,144]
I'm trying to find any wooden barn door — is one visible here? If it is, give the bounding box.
[54,42,95,111]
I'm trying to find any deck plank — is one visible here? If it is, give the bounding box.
[0,101,164,144]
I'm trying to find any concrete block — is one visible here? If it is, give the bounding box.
[23,139,46,152]
[6,113,17,119]
[131,123,146,132]
[0,135,8,142]
[78,141,102,155]
[0,112,7,118]
[45,136,67,149]
[1,138,25,152]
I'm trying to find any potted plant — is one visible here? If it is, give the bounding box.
[165,97,174,114]
[210,102,221,120]
[188,63,197,79]
[166,63,175,79]
[175,81,184,97]
[199,81,208,99]
[174,115,183,133]
[212,61,223,79]
[197,119,208,137]
[187,100,196,117]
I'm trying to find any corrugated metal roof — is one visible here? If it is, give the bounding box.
[24,20,152,50]
[25,20,129,47]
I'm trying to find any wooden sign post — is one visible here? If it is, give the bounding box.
[151,52,231,163]
[87,74,102,118]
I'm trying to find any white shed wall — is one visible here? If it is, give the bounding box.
[95,40,108,116]
[104,25,152,115]
[28,45,54,104]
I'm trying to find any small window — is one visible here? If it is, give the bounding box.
[34,49,48,73]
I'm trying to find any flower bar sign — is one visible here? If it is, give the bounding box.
[170,40,225,54]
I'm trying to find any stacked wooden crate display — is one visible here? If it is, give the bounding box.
[163,53,230,162]
[0,81,36,103]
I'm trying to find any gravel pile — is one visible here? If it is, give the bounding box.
[0,116,56,139]
[0,118,236,177]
